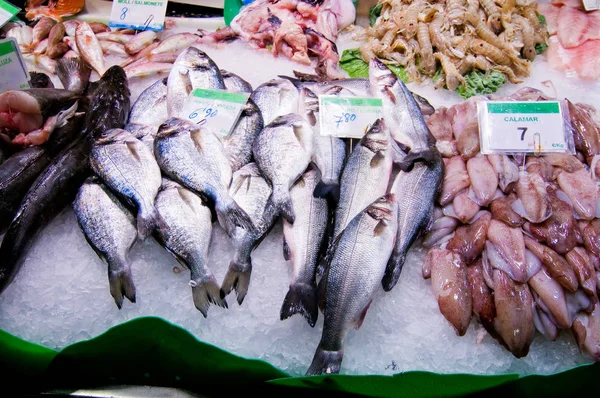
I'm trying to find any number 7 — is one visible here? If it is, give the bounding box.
[517,127,527,141]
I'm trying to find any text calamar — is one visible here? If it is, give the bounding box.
[503,116,539,122]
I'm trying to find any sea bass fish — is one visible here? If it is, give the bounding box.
[74,177,137,309]
[154,179,227,317]
[307,193,398,375]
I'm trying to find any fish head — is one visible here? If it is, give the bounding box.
[178,47,217,72]
[99,65,130,97]
[361,118,390,153]
[369,58,397,95]
[95,128,132,145]
[366,193,398,228]
[156,117,198,138]
[299,88,319,125]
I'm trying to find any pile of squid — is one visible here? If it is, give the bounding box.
[421,87,600,361]
[361,0,548,89]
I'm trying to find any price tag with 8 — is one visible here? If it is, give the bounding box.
[108,0,168,31]
[477,101,575,155]
[0,38,30,93]
[318,95,383,139]
[182,88,249,138]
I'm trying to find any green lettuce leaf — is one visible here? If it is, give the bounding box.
[535,42,548,54]
[339,48,407,82]
[456,70,506,99]
[369,4,382,27]
[538,14,546,25]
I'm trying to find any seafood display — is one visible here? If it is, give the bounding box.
[539,1,600,80]
[351,0,549,96]
[422,87,600,361]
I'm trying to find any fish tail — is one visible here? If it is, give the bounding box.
[382,251,405,292]
[313,179,340,203]
[221,259,252,305]
[191,274,228,318]
[108,264,136,309]
[306,343,344,376]
[216,196,256,235]
[396,147,439,172]
[56,57,91,94]
[280,282,318,327]
[137,204,164,240]
[269,186,295,224]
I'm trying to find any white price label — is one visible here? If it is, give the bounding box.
[583,0,600,11]
[477,101,573,154]
[0,0,19,28]
[182,88,249,138]
[318,95,383,139]
[0,38,30,93]
[108,0,168,31]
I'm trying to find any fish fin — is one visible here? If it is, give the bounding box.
[313,180,340,202]
[280,282,318,327]
[56,57,91,94]
[370,151,385,168]
[374,220,388,237]
[292,123,311,151]
[189,129,204,153]
[267,186,295,224]
[108,263,136,309]
[191,274,228,318]
[306,343,344,376]
[215,196,256,235]
[277,75,303,87]
[220,259,252,305]
[355,300,372,330]
[136,204,165,240]
[385,86,397,104]
[283,236,291,261]
[396,148,438,172]
[382,251,406,292]
[125,141,142,163]
[294,175,306,189]
[230,174,250,196]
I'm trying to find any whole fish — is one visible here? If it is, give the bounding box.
[252,113,314,224]
[334,118,394,237]
[307,193,398,375]
[56,57,91,95]
[221,163,276,304]
[299,87,346,202]
[75,22,106,76]
[124,30,157,55]
[150,33,200,55]
[154,117,255,234]
[74,177,137,309]
[369,59,437,170]
[125,61,173,79]
[154,179,227,317]
[222,98,263,172]
[100,40,129,57]
[281,167,329,327]
[250,79,299,125]
[166,47,225,118]
[31,16,56,47]
[221,69,253,94]
[90,129,162,240]
[128,77,168,128]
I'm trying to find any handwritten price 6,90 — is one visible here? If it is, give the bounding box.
[189,107,218,123]
[334,113,356,128]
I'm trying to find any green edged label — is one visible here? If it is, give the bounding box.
[321,96,383,107]
[191,88,248,104]
[487,102,560,114]
[0,39,14,57]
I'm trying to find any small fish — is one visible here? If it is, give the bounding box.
[56,57,92,95]
[63,20,80,37]
[307,193,398,375]
[150,33,200,55]
[252,113,314,224]
[100,40,129,57]
[222,98,263,172]
[23,53,56,74]
[281,167,329,327]
[128,77,168,128]
[221,69,253,93]
[250,78,299,125]
[221,163,276,304]
[75,21,106,76]
[74,177,137,309]
[90,129,163,240]
[31,16,56,47]
[154,179,227,317]
[125,61,173,79]
[89,22,110,34]
[154,117,255,234]
[33,38,48,54]
[124,30,157,55]
[96,31,134,44]
[47,22,65,49]
[46,41,69,59]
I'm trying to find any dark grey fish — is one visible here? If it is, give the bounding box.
[154,179,227,317]
[29,72,54,89]
[56,57,91,95]
[281,167,328,327]
[0,65,131,295]
[128,77,168,127]
[222,98,263,172]
[383,149,444,292]
[249,79,299,125]
[74,177,137,309]
[154,117,255,234]
[307,193,398,375]
[222,163,276,304]
[252,113,314,224]
[221,69,253,94]
[90,128,162,240]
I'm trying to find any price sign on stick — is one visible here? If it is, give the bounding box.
[477,101,574,155]
[0,0,19,29]
[0,38,30,93]
[108,0,168,31]
[318,95,383,139]
[182,88,249,138]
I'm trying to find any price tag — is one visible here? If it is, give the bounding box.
[0,0,19,28]
[583,0,600,11]
[108,0,168,31]
[318,95,383,139]
[477,101,574,154]
[182,88,249,138]
[0,38,30,93]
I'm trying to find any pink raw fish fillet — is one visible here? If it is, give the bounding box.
[547,36,573,72]
[538,3,561,35]
[551,0,584,10]
[573,39,600,80]
[558,6,588,48]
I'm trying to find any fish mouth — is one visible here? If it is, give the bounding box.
[157,117,195,137]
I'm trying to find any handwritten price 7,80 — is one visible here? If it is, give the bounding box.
[189,107,218,123]
[334,113,356,128]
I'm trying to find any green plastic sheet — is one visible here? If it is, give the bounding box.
[1,316,599,397]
